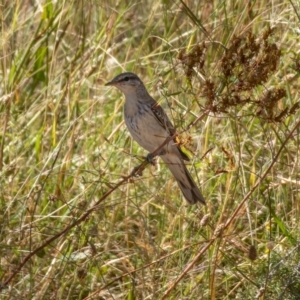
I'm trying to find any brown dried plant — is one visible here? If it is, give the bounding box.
[178,27,300,122]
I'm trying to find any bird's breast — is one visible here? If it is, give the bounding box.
[124,104,170,153]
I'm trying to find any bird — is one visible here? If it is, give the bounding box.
[105,72,205,205]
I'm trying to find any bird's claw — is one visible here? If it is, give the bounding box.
[146,153,156,166]
[131,165,143,177]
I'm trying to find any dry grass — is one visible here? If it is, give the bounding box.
[1,0,300,299]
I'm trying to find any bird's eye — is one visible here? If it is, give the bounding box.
[123,76,129,81]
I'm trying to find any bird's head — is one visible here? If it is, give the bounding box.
[105,72,145,95]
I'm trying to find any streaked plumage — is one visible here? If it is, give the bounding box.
[105,72,205,205]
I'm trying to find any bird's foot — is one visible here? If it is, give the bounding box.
[131,165,144,177]
[146,153,157,166]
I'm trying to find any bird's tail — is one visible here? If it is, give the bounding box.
[161,153,206,205]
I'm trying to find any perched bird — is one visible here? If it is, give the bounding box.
[105,72,205,205]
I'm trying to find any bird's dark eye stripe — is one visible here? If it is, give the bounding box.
[119,75,136,82]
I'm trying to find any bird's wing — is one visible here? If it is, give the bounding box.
[151,102,190,161]
[151,102,176,136]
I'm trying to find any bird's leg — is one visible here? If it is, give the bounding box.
[131,152,160,177]
[146,148,166,166]
[146,153,156,165]
[147,153,162,167]
[131,164,144,177]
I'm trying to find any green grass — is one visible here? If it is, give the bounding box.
[1,0,300,299]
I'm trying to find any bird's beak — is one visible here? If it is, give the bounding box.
[105,81,116,86]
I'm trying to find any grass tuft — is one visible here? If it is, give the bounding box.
[1,1,300,299]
